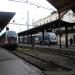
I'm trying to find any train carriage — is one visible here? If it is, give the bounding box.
[18,32,57,45]
[0,31,18,50]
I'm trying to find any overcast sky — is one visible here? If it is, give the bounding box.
[0,0,56,34]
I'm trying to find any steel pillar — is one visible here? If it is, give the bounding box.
[42,30,44,45]
[65,26,68,48]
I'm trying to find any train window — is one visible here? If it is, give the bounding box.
[7,31,17,37]
[35,37,38,40]
[51,37,56,40]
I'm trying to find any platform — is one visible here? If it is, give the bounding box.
[0,48,43,75]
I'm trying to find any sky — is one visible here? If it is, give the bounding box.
[0,0,56,34]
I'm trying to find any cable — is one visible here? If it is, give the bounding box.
[9,22,36,26]
[9,0,55,11]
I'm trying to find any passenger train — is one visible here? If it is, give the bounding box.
[0,31,18,50]
[19,32,57,45]
[33,32,57,45]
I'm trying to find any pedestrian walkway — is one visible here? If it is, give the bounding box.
[0,47,43,75]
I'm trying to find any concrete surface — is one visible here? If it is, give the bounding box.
[0,48,44,75]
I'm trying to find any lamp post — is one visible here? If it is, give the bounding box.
[6,26,9,43]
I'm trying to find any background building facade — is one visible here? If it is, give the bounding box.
[32,10,75,46]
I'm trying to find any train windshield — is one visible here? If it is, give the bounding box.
[7,31,17,37]
[34,36,39,41]
[50,33,57,40]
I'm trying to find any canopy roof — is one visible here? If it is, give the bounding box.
[47,0,75,13]
[0,11,15,32]
[18,20,71,36]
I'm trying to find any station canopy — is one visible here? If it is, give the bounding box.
[18,0,75,36]
[18,20,71,36]
[0,11,15,32]
[47,0,75,13]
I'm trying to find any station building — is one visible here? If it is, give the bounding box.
[32,10,75,46]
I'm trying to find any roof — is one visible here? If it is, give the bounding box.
[18,20,70,36]
[0,11,15,32]
[56,27,75,34]
[47,0,75,13]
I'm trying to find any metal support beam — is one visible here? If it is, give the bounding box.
[31,34,32,45]
[59,33,62,48]
[58,13,62,48]
[22,36,24,44]
[65,26,68,48]
[42,30,44,45]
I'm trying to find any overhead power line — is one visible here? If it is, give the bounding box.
[9,0,55,11]
[9,22,36,26]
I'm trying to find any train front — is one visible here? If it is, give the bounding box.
[6,31,18,50]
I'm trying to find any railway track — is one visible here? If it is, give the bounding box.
[34,48,74,58]
[10,48,72,72]
[18,44,74,58]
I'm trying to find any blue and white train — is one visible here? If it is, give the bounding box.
[33,32,57,45]
[19,32,57,45]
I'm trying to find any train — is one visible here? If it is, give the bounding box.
[0,31,18,50]
[19,32,57,45]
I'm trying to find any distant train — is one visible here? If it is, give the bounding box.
[19,32,57,45]
[0,31,18,50]
[32,32,57,45]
